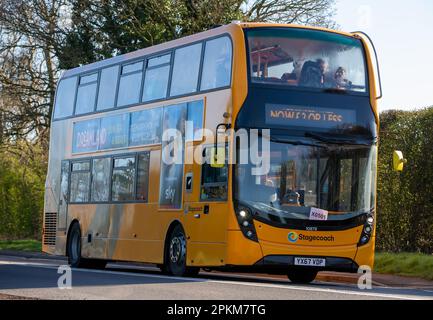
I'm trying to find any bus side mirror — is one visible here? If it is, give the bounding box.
[393,150,407,172]
[210,147,225,168]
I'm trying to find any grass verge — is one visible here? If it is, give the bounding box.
[0,239,41,252]
[375,252,433,280]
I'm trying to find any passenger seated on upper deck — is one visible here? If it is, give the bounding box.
[298,59,328,88]
[333,67,353,89]
[280,61,303,82]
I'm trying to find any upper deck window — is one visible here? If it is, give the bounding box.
[117,61,144,107]
[170,43,202,96]
[200,36,232,91]
[247,28,367,94]
[97,65,119,111]
[148,54,171,67]
[75,72,98,115]
[53,76,78,119]
[142,54,171,102]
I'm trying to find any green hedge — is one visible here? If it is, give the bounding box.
[376,107,433,253]
[0,144,45,240]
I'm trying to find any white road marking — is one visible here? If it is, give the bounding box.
[0,259,430,300]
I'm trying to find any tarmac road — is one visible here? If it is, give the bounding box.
[0,254,432,300]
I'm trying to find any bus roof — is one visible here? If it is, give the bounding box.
[61,22,358,79]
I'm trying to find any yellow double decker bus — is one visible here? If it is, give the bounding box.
[43,22,381,283]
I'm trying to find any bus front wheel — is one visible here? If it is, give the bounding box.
[287,269,318,284]
[164,224,199,277]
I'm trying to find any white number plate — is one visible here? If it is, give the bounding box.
[294,257,326,267]
[309,207,329,221]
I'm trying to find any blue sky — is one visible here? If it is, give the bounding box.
[335,0,433,111]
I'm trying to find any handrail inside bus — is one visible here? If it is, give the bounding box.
[352,31,383,100]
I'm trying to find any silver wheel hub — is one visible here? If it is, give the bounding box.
[169,235,186,264]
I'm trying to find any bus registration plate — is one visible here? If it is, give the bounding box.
[294,257,326,267]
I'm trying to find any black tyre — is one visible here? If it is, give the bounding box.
[67,223,84,268]
[164,224,199,277]
[67,223,107,269]
[287,269,318,284]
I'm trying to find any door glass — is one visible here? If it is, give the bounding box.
[60,161,70,202]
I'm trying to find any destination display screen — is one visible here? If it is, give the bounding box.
[265,104,356,129]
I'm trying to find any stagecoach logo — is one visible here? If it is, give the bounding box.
[288,232,299,243]
[288,231,335,243]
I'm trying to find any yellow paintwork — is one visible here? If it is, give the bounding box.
[43,22,379,271]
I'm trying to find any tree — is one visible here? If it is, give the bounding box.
[0,0,68,145]
[59,0,337,69]
[243,0,336,27]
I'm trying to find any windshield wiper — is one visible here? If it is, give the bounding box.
[305,132,376,146]
[270,136,323,148]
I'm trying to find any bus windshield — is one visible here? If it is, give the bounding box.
[234,139,377,221]
[247,28,367,93]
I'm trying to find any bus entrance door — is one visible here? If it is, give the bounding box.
[58,160,70,231]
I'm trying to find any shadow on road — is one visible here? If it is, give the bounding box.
[0,263,205,290]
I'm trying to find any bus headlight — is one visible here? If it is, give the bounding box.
[239,210,248,218]
[358,213,375,246]
[235,205,258,242]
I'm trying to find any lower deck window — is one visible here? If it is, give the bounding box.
[70,161,90,202]
[111,157,136,201]
[136,153,150,201]
[91,157,111,202]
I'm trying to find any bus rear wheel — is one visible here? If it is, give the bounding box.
[67,223,107,269]
[164,224,199,277]
[287,269,318,284]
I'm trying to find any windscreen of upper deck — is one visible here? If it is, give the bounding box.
[246,28,367,94]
